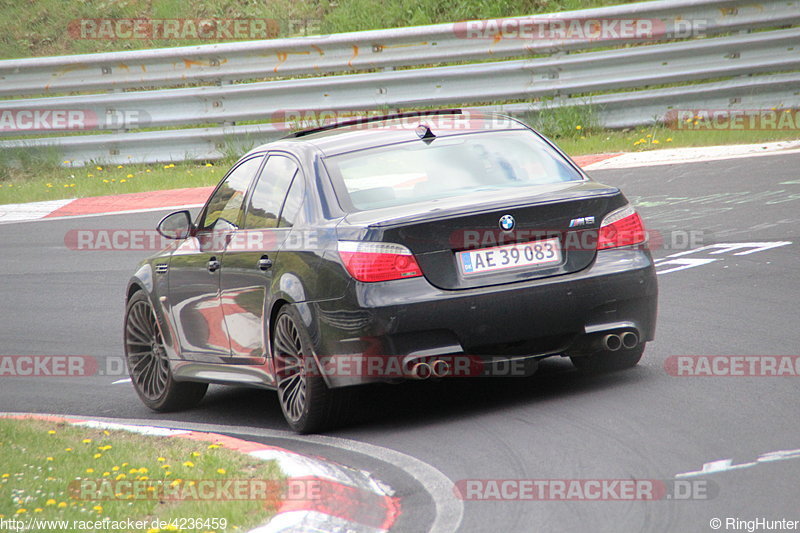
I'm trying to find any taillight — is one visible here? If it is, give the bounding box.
[597,205,647,250]
[338,241,423,282]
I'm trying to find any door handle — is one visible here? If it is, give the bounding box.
[258,255,273,271]
[207,257,221,273]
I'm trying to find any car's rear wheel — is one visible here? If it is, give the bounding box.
[570,344,645,373]
[273,305,352,433]
[124,291,207,411]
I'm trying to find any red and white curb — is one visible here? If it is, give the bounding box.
[0,414,401,533]
[3,141,800,225]
[0,187,211,224]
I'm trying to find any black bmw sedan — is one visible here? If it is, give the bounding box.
[124,110,657,432]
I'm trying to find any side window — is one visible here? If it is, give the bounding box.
[200,156,263,231]
[279,174,305,228]
[243,155,299,230]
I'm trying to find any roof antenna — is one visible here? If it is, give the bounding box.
[415,123,436,144]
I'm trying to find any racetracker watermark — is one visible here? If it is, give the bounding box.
[666,109,800,131]
[271,109,517,132]
[453,478,717,501]
[69,478,321,503]
[0,355,124,377]
[0,109,148,133]
[64,229,318,252]
[67,18,320,40]
[447,229,705,252]
[451,17,708,40]
[664,356,800,377]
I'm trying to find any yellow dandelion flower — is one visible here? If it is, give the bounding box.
[120,179,127,183]
[16,509,26,515]
[46,183,53,188]
[216,468,226,475]
[34,508,43,513]
[161,464,170,469]
[183,461,195,468]
[103,179,109,183]
[46,457,54,462]
[2,474,10,478]
[146,169,151,173]
[205,163,213,167]
[45,499,56,506]
[102,472,110,477]
[190,452,201,458]
[65,448,72,452]
[63,160,71,164]
[208,444,220,449]
[57,502,67,509]
[86,468,94,474]
[666,138,673,142]
[652,139,660,144]
[103,431,110,436]
[117,165,123,169]
[646,134,652,138]
[93,505,103,514]
[112,466,120,472]
[115,474,126,481]
[122,463,129,467]
[126,174,133,178]
[48,430,56,435]
[96,166,103,171]
[575,125,582,130]
[69,183,75,187]
[94,453,102,459]
[82,439,92,444]
[157,457,166,462]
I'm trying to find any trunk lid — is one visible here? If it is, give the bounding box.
[340,181,627,290]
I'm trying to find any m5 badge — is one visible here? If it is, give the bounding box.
[569,216,595,228]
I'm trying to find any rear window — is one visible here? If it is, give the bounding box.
[325,130,583,211]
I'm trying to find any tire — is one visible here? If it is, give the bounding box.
[570,344,646,374]
[272,305,353,433]
[124,291,208,411]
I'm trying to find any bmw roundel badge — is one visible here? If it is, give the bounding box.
[499,214,515,231]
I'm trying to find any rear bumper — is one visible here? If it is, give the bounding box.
[306,246,657,387]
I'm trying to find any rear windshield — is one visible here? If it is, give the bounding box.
[325,130,583,211]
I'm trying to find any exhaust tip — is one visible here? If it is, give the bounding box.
[621,331,639,349]
[410,362,432,379]
[431,359,450,378]
[602,334,622,352]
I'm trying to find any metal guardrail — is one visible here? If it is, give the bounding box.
[0,0,798,165]
[1,0,797,97]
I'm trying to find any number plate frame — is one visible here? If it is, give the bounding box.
[458,237,562,275]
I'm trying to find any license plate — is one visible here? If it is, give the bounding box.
[458,237,562,275]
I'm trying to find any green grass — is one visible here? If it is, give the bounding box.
[2,124,798,206]
[0,0,648,60]
[0,417,282,532]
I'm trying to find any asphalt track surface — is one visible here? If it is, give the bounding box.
[1,153,799,532]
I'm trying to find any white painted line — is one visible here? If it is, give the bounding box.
[676,448,800,478]
[0,198,75,222]
[111,378,132,385]
[0,203,205,225]
[584,140,800,171]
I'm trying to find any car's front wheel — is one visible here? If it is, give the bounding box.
[273,305,352,433]
[124,291,207,411]
[570,344,645,373]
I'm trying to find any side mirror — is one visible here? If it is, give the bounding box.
[157,210,193,239]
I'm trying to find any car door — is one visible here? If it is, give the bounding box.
[219,153,302,361]
[167,154,265,361]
